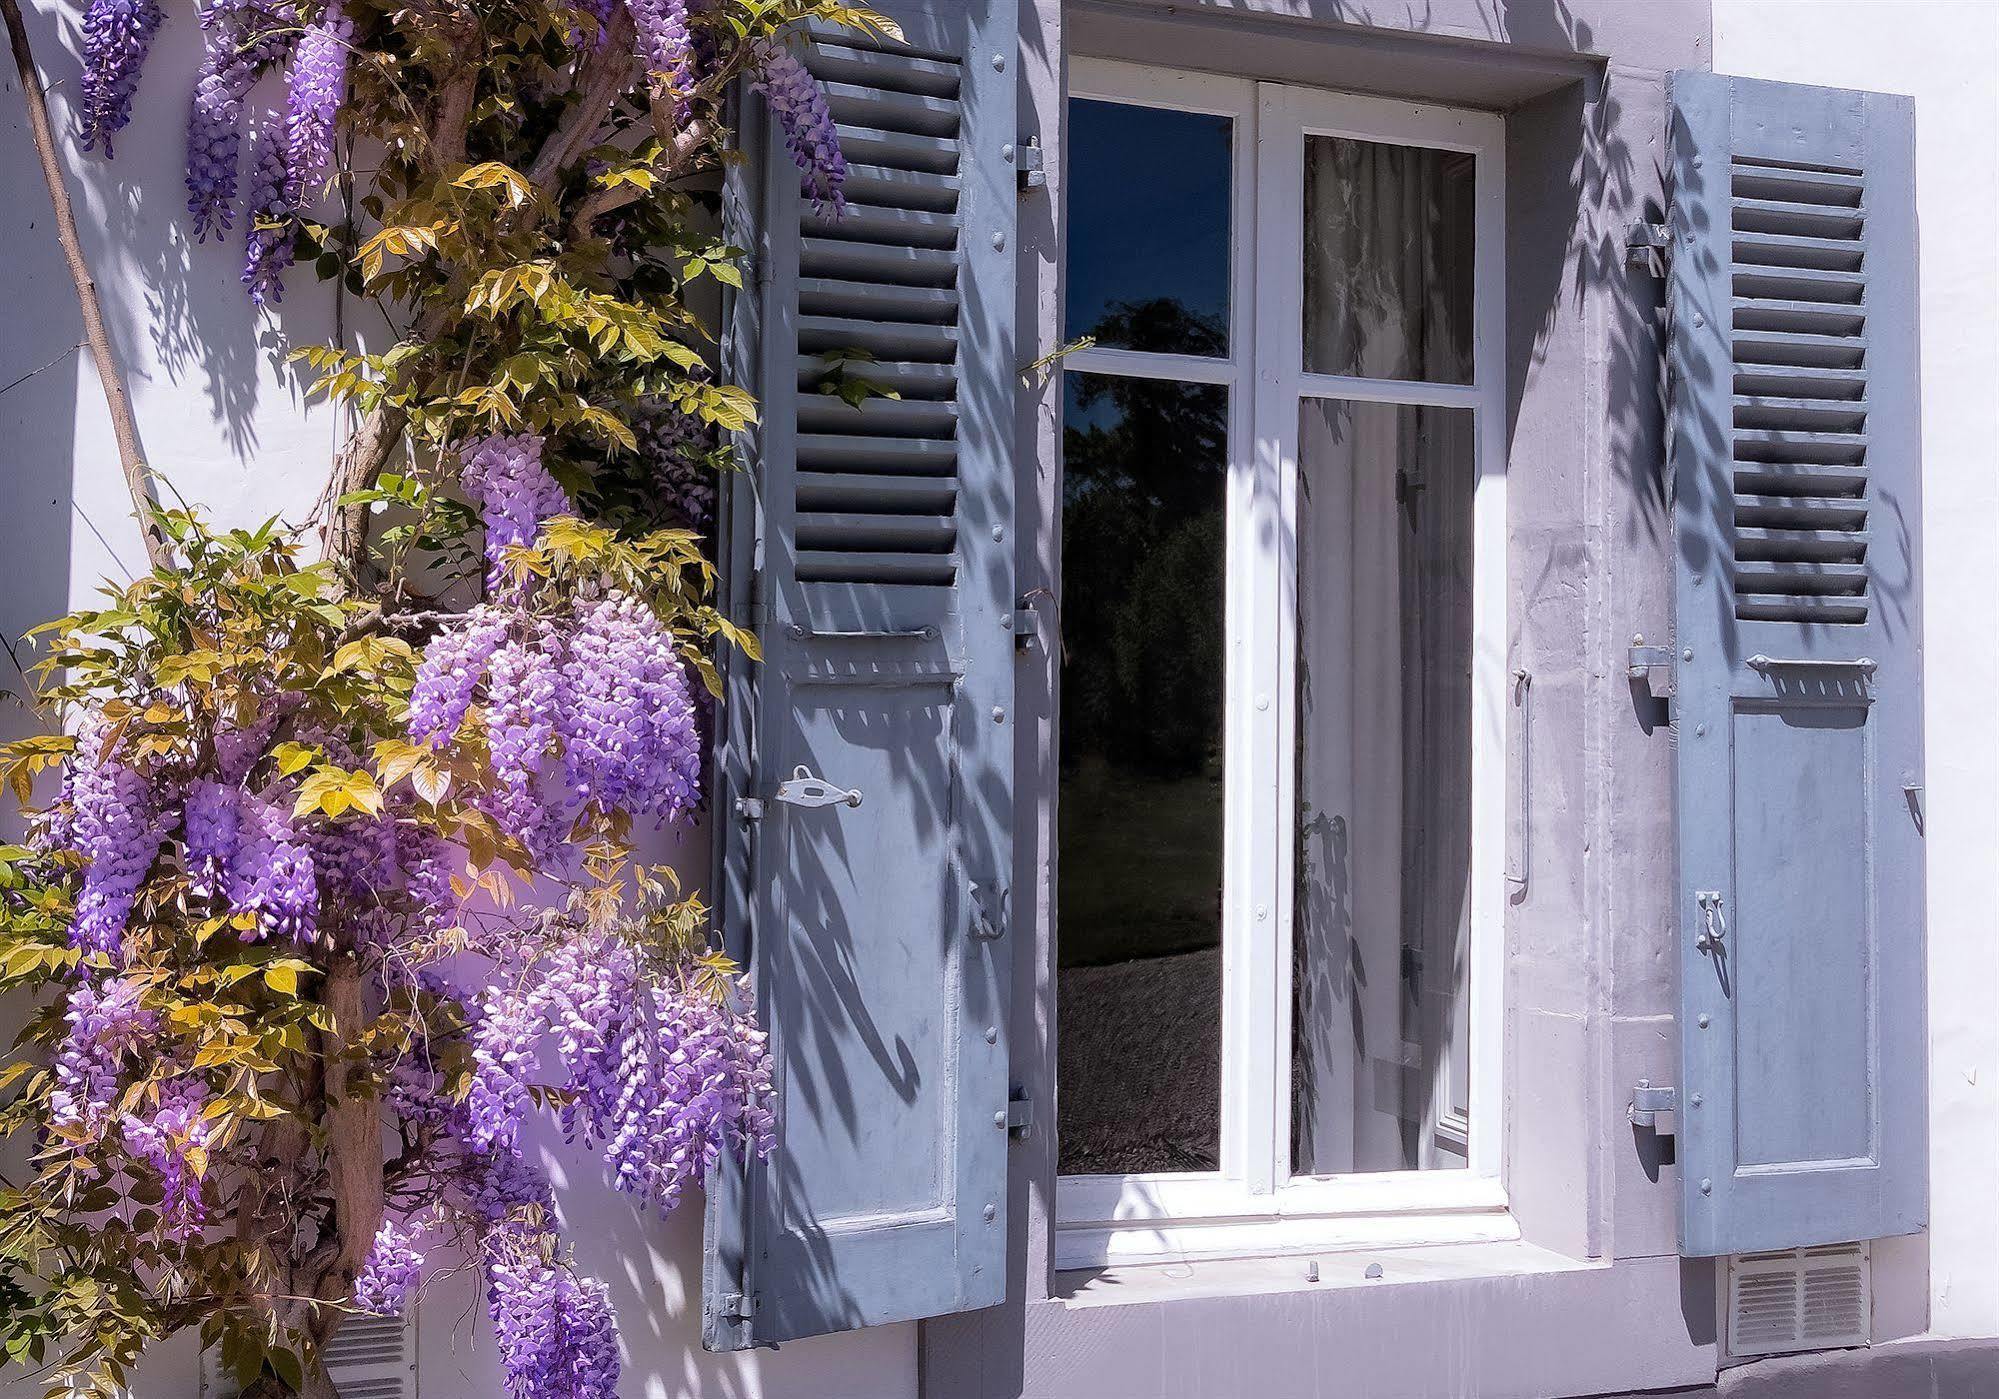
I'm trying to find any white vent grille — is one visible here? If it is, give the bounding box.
[1729,155,1872,625]
[200,1314,414,1399]
[1727,1243,1871,1358]
[793,36,964,587]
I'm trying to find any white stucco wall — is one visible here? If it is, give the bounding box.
[1714,0,1999,1343]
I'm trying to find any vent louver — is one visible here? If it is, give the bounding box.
[321,1313,415,1399]
[1729,156,1872,625]
[792,36,965,587]
[1727,1243,1871,1358]
[200,1313,413,1399]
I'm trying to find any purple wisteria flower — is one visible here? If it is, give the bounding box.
[284,0,352,197]
[408,604,512,748]
[560,593,702,823]
[355,1213,430,1317]
[240,127,296,304]
[77,0,165,155]
[185,0,292,238]
[182,780,319,941]
[482,1226,621,1399]
[753,40,846,215]
[459,435,574,593]
[624,0,698,100]
[636,398,718,532]
[49,975,155,1136]
[64,733,167,959]
[483,629,567,858]
[121,1076,214,1241]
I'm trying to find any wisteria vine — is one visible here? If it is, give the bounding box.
[2,2,892,1396]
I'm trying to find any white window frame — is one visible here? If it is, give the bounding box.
[1056,61,1509,1271]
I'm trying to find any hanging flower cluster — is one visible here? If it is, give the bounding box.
[185,0,293,237]
[408,433,705,858]
[753,39,848,213]
[76,0,165,155]
[637,397,720,532]
[48,975,155,1134]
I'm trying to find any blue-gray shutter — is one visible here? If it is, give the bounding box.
[703,0,1017,1349]
[1667,70,1925,1258]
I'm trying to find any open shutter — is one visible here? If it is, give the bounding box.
[1667,71,1925,1258]
[704,0,1017,1349]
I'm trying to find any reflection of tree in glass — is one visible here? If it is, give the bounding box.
[1077,296,1228,361]
[1061,299,1228,778]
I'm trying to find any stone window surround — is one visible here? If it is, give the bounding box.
[909,2,1917,1396]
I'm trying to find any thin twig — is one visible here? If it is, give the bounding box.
[2,0,171,570]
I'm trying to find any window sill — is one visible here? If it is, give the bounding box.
[1052,1236,1598,1310]
[1054,1172,1516,1270]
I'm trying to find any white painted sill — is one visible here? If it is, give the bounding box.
[1055,1171,1516,1271]
[1053,1237,1599,1310]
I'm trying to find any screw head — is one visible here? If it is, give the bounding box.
[1698,1013,1711,1028]
[992,52,1005,70]
[984,1026,998,1044]
[1691,1093,1704,1107]
[1700,1178,1713,1195]
[992,525,1005,541]
[994,1111,1007,1129]
[992,706,1006,724]
[1682,648,1694,662]
[1002,143,1015,162]
[992,231,1006,251]
[983,1203,997,1221]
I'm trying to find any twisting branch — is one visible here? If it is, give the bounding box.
[527,11,638,197]
[3,0,171,571]
[568,116,714,241]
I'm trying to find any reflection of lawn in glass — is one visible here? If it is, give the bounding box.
[1057,754,1223,970]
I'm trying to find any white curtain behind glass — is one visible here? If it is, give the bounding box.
[1292,136,1476,1176]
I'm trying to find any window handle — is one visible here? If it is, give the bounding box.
[1505,668,1532,888]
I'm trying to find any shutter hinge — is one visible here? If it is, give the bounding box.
[735,797,765,822]
[1627,635,1676,699]
[1006,1093,1033,1139]
[969,880,1007,941]
[1010,605,1039,651]
[1011,138,1046,193]
[718,1291,754,1322]
[1628,1081,1678,1137]
[1626,221,1670,277]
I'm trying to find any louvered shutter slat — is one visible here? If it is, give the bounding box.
[705,0,1016,1350]
[1668,70,1926,1258]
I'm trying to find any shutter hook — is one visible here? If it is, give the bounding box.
[773,765,863,810]
[1695,890,1727,954]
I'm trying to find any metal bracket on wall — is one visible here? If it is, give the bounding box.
[1626,221,1670,276]
[1627,636,1677,699]
[1629,1081,1679,1137]
[1005,1094,1033,1139]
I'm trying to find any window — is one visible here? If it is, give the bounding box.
[1057,64,1508,1268]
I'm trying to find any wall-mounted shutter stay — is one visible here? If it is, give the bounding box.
[1666,70,1925,1258]
[705,0,1017,1350]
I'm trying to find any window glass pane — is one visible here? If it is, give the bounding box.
[1292,398,1475,1176]
[1059,371,1228,1175]
[1066,99,1232,357]
[1303,137,1475,384]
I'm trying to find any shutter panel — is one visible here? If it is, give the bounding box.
[1667,71,1925,1258]
[704,0,1017,1349]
